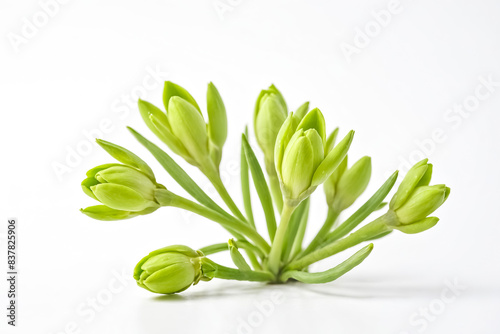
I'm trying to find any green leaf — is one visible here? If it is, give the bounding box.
[96,139,155,181]
[163,81,201,112]
[228,239,251,271]
[281,244,373,283]
[206,82,228,149]
[323,171,399,244]
[240,127,255,227]
[128,127,228,217]
[242,134,277,241]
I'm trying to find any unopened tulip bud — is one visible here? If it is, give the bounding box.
[325,156,371,211]
[254,85,288,173]
[134,245,206,294]
[275,108,354,204]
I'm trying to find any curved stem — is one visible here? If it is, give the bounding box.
[286,216,391,271]
[203,258,274,282]
[199,240,265,259]
[299,208,340,258]
[164,193,270,254]
[266,203,296,275]
[204,168,248,224]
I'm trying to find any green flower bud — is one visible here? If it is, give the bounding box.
[281,130,316,199]
[385,160,450,232]
[274,108,354,203]
[254,85,288,173]
[168,96,209,165]
[325,156,371,211]
[390,159,431,210]
[139,82,229,170]
[395,184,450,224]
[81,163,162,214]
[134,245,206,294]
[207,82,228,166]
[323,156,347,205]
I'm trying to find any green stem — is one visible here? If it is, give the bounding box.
[266,203,296,276]
[288,198,310,261]
[204,168,248,224]
[286,216,391,271]
[159,191,270,254]
[203,258,274,282]
[269,174,284,213]
[199,240,265,259]
[300,207,340,258]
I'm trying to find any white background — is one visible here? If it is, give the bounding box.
[1,0,500,333]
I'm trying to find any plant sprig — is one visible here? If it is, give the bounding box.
[81,81,450,294]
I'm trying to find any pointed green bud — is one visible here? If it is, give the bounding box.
[311,130,354,187]
[330,156,372,211]
[82,162,163,214]
[294,101,309,120]
[228,239,251,271]
[389,159,429,210]
[95,166,156,201]
[254,86,288,170]
[274,113,299,178]
[206,82,227,150]
[323,156,348,206]
[96,140,156,181]
[134,245,204,294]
[137,99,193,161]
[394,217,439,234]
[296,108,326,143]
[281,130,315,199]
[304,128,325,170]
[168,96,209,166]
[163,81,201,113]
[395,185,450,224]
[80,205,140,221]
[91,183,158,212]
[325,128,340,154]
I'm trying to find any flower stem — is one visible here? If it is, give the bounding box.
[286,216,391,271]
[299,207,340,258]
[159,191,270,254]
[266,203,296,276]
[204,168,248,224]
[269,174,284,213]
[202,258,274,282]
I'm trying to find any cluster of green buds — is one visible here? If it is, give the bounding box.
[80,140,164,220]
[80,80,451,295]
[385,159,450,234]
[138,81,227,172]
[275,108,354,205]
